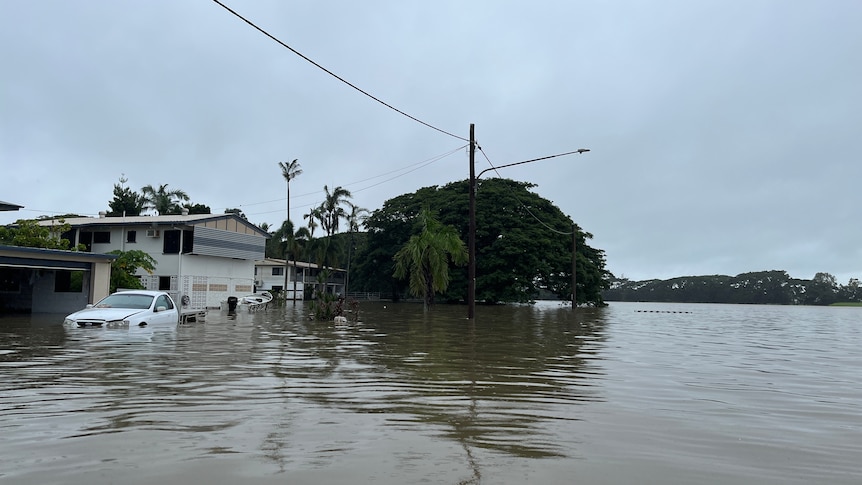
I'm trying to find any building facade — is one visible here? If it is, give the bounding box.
[254,258,346,300]
[39,212,269,309]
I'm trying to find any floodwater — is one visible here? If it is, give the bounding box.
[1,301,860,484]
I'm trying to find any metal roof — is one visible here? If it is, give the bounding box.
[0,200,23,211]
[35,213,269,237]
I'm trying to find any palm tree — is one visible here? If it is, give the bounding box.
[320,185,352,237]
[394,208,468,309]
[140,184,189,215]
[304,206,321,239]
[303,207,322,297]
[344,203,368,296]
[278,159,302,292]
[289,226,311,302]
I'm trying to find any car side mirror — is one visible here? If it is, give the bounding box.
[85,304,94,309]
[156,306,167,312]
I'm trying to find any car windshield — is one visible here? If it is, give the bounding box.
[94,294,154,310]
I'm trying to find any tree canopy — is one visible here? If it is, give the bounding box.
[604,270,862,305]
[141,184,190,215]
[0,219,82,250]
[106,178,210,217]
[352,178,610,306]
[107,249,157,293]
[107,177,146,216]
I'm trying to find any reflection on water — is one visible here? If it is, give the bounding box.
[1,302,861,484]
[270,303,607,460]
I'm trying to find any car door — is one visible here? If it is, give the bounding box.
[153,294,178,324]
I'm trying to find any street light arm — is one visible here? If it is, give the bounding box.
[476,149,590,180]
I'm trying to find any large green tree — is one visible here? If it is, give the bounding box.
[353,178,609,305]
[394,208,468,309]
[184,203,212,215]
[107,249,157,293]
[107,177,146,216]
[0,219,82,250]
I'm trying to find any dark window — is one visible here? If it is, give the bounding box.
[93,231,111,244]
[61,229,76,246]
[79,232,93,252]
[127,230,137,243]
[182,230,194,254]
[163,230,181,254]
[159,276,172,290]
[0,267,22,292]
[272,267,284,276]
[55,270,84,293]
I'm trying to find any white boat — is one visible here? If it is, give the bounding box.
[221,291,273,313]
[240,291,273,309]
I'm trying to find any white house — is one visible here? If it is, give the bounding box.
[254,258,346,300]
[39,212,269,309]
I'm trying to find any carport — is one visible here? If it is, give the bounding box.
[0,245,115,314]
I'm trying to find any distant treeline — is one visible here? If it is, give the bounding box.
[603,270,861,306]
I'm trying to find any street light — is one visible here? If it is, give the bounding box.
[467,123,589,319]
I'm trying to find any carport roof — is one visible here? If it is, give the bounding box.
[0,245,116,271]
[0,200,23,211]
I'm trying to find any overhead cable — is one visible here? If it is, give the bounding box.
[212,0,468,142]
[477,147,574,236]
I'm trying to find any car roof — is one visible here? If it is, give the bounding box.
[112,290,167,297]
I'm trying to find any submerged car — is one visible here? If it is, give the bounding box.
[63,290,179,327]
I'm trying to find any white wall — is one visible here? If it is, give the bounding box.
[88,225,259,309]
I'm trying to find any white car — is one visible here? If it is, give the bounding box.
[64,290,179,328]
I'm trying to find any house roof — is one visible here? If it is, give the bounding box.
[36,213,270,238]
[0,200,23,211]
[256,257,345,272]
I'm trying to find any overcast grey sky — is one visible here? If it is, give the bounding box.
[2,1,860,283]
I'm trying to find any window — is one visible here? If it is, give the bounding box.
[182,230,194,253]
[127,230,137,243]
[0,268,21,292]
[163,230,181,254]
[55,270,84,293]
[79,232,93,252]
[93,231,111,244]
[272,267,284,276]
[155,295,174,310]
[159,276,172,291]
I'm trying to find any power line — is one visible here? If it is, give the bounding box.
[212,0,469,142]
[477,147,574,236]
[344,144,467,193]
[242,144,467,217]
